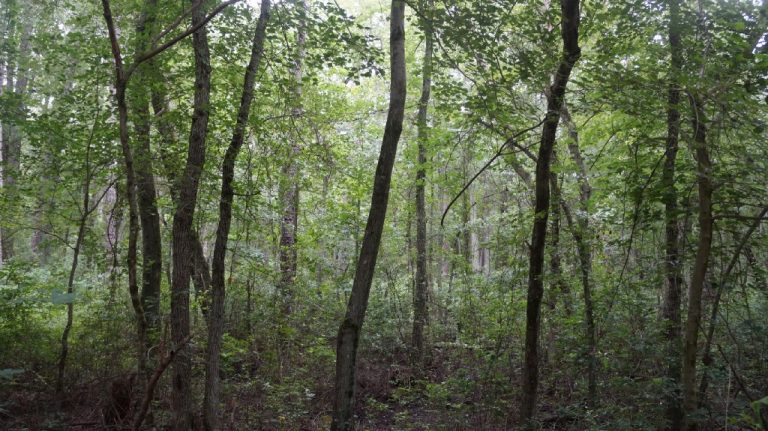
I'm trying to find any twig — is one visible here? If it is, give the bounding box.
[440,118,544,227]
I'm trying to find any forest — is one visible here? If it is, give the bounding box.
[0,0,767,429]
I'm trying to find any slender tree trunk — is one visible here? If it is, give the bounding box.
[661,0,684,427]
[278,0,307,314]
[331,2,406,429]
[520,0,581,424]
[56,110,99,394]
[697,207,767,408]
[132,0,163,355]
[680,93,714,431]
[203,2,270,429]
[412,0,433,366]
[150,79,213,315]
[170,2,213,427]
[1,18,31,262]
[561,104,597,408]
[101,0,148,383]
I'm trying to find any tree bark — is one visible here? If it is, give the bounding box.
[331,1,406,429]
[170,1,213,428]
[150,79,213,315]
[412,0,433,367]
[56,110,103,394]
[1,16,31,262]
[680,92,713,431]
[561,104,597,407]
[661,0,684,427]
[101,0,148,383]
[520,0,581,424]
[278,0,307,314]
[132,0,164,354]
[203,2,270,429]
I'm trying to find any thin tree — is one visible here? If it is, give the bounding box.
[331,1,406,429]
[660,0,684,428]
[203,1,271,429]
[170,0,215,427]
[278,0,307,314]
[412,0,433,366]
[56,106,113,394]
[520,0,581,424]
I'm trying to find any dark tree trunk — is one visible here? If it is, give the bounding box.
[661,0,684,428]
[170,1,213,428]
[520,0,581,424]
[331,1,406,429]
[412,0,433,366]
[150,78,213,315]
[1,18,31,262]
[101,0,148,382]
[680,93,713,431]
[132,0,163,353]
[203,2,270,429]
[278,0,307,313]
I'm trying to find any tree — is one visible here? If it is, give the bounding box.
[520,0,581,423]
[170,1,214,427]
[331,1,406,428]
[203,1,271,428]
[412,0,433,367]
[660,0,684,427]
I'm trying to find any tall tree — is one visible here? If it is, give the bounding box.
[412,0,433,366]
[278,0,307,313]
[203,1,271,429]
[170,0,214,427]
[1,5,31,262]
[520,0,581,424]
[131,0,163,344]
[331,1,406,429]
[660,0,684,428]
[561,104,597,407]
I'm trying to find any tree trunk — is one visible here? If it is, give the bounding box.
[331,1,406,429]
[56,111,99,394]
[278,0,307,314]
[661,0,684,427]
[1,18,31,262]
[100,0,148,383]
[697,207,767,409]
[680,93,714,431]
[520,0,581,424]
[203,2,270,429]
[561,104,597,408]
[412,0,433,366]
[170,1,213,428]
[132,0,163,354]
[150,77,213,316]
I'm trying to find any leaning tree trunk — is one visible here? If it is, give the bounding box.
[170,2,213,428]
[278,0,307,314]
[331,1,406,429]
[680,93,713,431]
[520,0,581,424]
[661,0,684,428]
[203,2,270,429]
[412,0,433,367]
